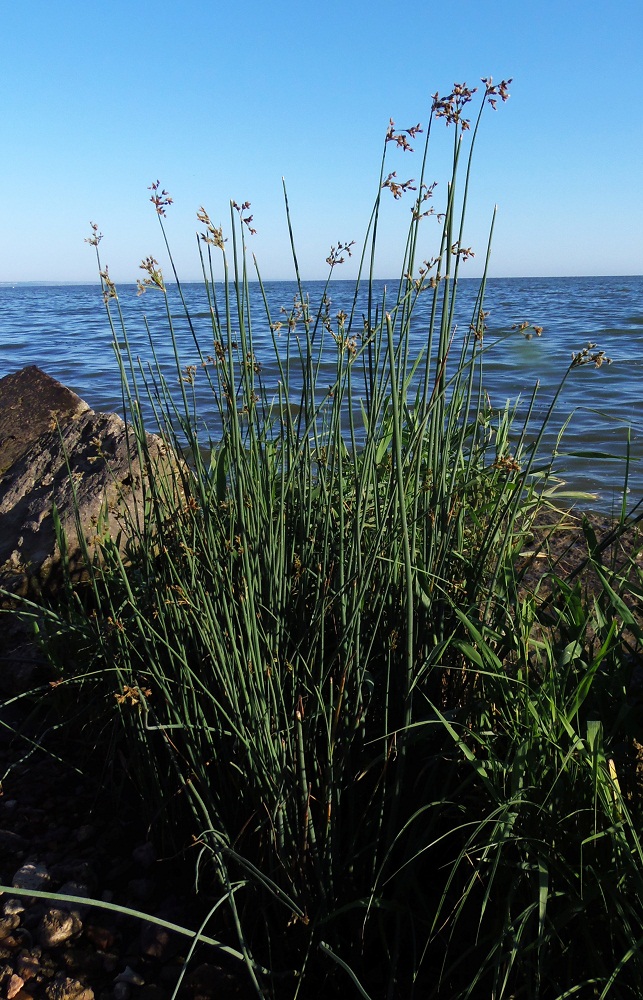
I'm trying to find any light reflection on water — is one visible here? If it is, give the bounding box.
[1,276,642,514]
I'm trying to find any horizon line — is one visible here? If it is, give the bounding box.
[2,273,643,287]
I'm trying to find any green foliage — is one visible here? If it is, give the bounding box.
[11,80,643,998]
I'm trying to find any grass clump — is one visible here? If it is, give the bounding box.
[9,78,643,998]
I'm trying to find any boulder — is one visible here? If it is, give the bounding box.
[0,366,89,475]
[0,366,182,598]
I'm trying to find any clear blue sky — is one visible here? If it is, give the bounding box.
[2,0,642,283]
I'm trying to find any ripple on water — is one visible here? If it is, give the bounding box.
[2,277,643,513]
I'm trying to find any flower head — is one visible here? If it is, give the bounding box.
[149,180,173,216]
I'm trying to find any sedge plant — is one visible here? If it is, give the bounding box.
[8,78,643,999]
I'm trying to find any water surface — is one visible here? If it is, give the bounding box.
[1,276,642,514]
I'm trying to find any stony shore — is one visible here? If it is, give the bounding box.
[0,679,254,1000]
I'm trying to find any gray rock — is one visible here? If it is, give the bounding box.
[113,982,131,1000]
[0,366,183,598]
[114,966,144,986]
[12,860,52,893]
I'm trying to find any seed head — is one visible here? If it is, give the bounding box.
[482,76,512,110]
[386,119,423,152]
[232,201,257,234]
[137,256,165,294]
[85,222,103,247]
[432,83,478,129]
[197,207,226,250]
[450,242,475,261]
[99,265,117,303]
[149,181,173,216]
[382,172,417,200]
[326,240,355,268]
[571,342,612,368]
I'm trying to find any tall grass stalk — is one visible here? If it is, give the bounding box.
[14,79,643,998]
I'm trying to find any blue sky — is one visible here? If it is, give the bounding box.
[2,0,642,283]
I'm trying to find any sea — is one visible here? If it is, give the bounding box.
[1,276,642,516]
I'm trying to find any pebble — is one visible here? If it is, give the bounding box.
[112,981,131,1000]
[139,925,175,962]
[0,914,20,941]
[75,826,96,846]
[0,830,27,854]
[12,861,52,893]
[114,966,144,986]
[61,949,104,977]
[2,899,25,917]
[83,919,119,952]
[49,862,95,888]
[16,948,44,982]
[126,880,154,903]
[6,972,24,999]
[131,844,155,870]
[138,986,168,1000]
[57,883,91,919]
[45,975,94,1000]
[38,908,82,949]
[139,899,182,961]
[178,962,233,998]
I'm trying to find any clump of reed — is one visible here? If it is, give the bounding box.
[13,79,643,998]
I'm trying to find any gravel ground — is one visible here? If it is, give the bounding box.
[0,616,255,1000]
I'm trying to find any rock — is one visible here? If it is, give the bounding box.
[0,913,20,940]
[74,826,96,846]
[176,963,235,1000]
[139,899,183,962]
[56,883,91,920]
[60,949,104,977]
[126,880,154,904]
[45,975,94,1000]
[138,986,168,1000]
[139,923,176,962]
[12,861,52,893]
[49,862,96,888]
[83,919,119,953]
[0,366,89,476]
[0,366,183,598]
[38,908,81,949]
[15,949,43,982]
[6,972,25,999]
[112,982,131,1000]
[114,966,144,986]
[0,830,28,854]
[130,844,156,870]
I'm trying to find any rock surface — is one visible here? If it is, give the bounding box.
[0,367,89,477]
[0,366,181,598]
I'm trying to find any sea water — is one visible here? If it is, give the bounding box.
[1,276,642,514]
